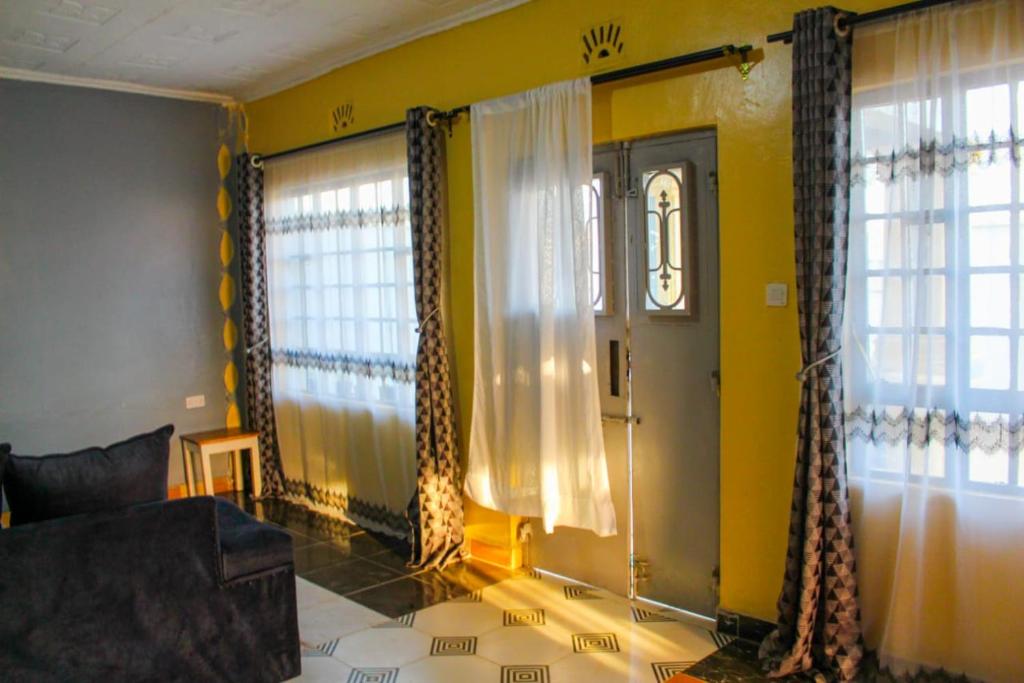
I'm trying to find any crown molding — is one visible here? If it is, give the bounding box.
[0,67,236,105]
[239,0,530,102]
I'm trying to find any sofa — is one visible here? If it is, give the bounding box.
[0,495,301,682]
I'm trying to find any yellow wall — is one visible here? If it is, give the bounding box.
[246,0,893,622]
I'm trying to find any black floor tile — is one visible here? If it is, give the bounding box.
[362,547,416,574]
[685,639,772,682]
[329,531,403,559]
[343,575,452,618]
[301,557,406,595]
[427,560,513,595]
[282,528,320,550]
[293,542,366,574]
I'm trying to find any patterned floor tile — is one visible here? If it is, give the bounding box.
[345,667,399,683]
[564,585,603,600]
[429,635,477,656]
[328,625,432,669]
[572,632,621,653]
[504,608,546,626]
[372,612,415,628]
[501,664,550,682]
[651,660,698,682]
[632,606,678,623]
[288,651,353,682]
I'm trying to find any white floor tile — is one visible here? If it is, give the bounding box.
[411,600,506,637]
[328,625,432,669]
[299,596,391,646]
[476,621,574,665]
[295,576,345,610]
[399,654,500,683]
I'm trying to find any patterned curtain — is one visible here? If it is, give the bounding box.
[405,108,465,569]
[236,153,285,496]
[759,8,863,681]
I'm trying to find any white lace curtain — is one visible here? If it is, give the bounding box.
[466,79,617,536]
[263,131,417,537]
[845,2,1024,679]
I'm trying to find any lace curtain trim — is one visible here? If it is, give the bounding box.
[282,478,410,540]
[266,205,410,234]
[272,347,415,383]
[846,405,1024,455]
[851,128,1021,185]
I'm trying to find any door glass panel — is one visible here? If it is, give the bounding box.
[643,165,694,314]
[588,173,609,314]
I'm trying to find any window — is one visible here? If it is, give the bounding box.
[264,133,416,407]
[847,69,1024,492]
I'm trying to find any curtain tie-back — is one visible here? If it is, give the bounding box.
[796,347,842,382]
[415,307,439,333]
[246,336,269,355]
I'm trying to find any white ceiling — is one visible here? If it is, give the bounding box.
[0,0,527,102]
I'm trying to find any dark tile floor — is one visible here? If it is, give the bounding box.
[221,492,513,618]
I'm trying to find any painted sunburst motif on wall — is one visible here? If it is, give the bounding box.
[582,21,624,65]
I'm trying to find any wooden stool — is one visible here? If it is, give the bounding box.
[179,428,262,499]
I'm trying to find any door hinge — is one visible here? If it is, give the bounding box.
[708,170,719,194]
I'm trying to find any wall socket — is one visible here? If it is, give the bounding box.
[185,394,206,409]
[765,282,788,307]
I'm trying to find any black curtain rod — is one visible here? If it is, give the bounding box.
[257,121,406,163]
[767,0,957,44]
[255,43,753,164]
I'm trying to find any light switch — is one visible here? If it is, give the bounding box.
[766,283,788,307]
[185,394,206,409]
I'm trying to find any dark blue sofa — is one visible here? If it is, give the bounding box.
[0,496,301,682]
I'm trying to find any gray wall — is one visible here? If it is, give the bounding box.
[0,79,230,487]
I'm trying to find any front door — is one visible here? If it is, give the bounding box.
[529,131,721,619]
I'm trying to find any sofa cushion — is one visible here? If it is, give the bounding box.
[216,499,293,581]
[3,425,173,526]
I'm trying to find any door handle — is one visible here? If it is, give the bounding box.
[709,370,721,398]
[602,413,641,425]
[609,340,620,397]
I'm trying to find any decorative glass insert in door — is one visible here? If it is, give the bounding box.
[588,172,612,315]
[642,163,696,315]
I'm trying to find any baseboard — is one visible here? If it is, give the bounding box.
[466,536,523,569]
[716,609,775,643]
[167,475,236,500]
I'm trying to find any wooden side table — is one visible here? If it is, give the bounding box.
[180,428,263,499]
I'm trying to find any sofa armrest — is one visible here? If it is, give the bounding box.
[0,496,223,611]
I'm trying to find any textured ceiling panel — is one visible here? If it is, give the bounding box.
[0,0,528,101]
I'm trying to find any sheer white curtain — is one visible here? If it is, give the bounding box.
[845,2,1024,679]
[466,79,616,536]
[263,131,417,537]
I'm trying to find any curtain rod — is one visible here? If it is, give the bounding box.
[767,0,958,44]
[253,43,753,165]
